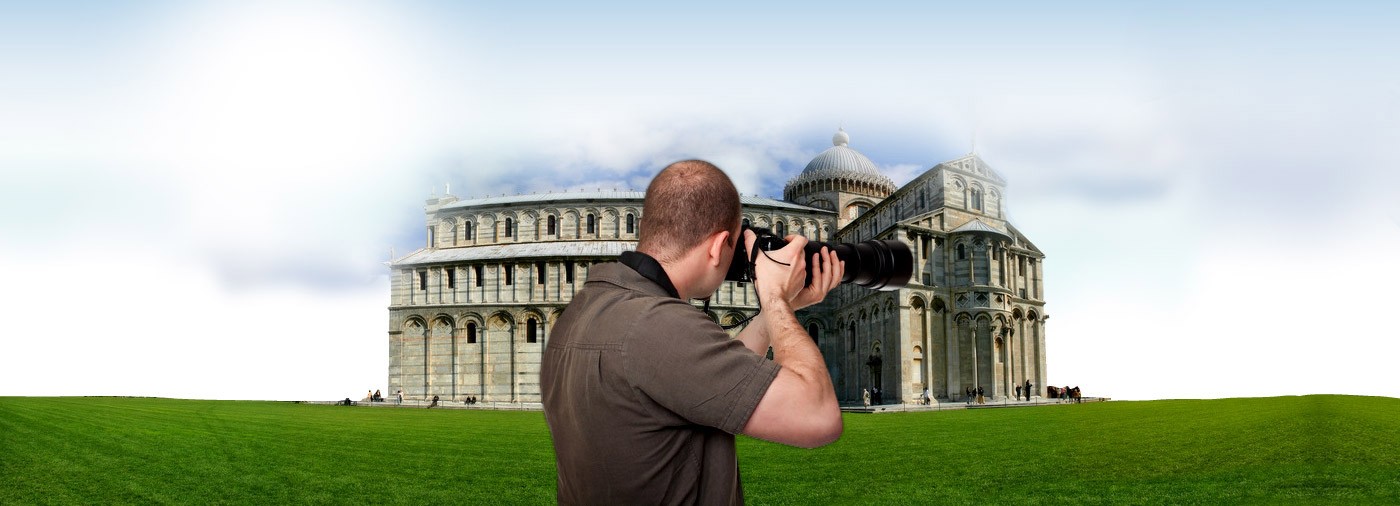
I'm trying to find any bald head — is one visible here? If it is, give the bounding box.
[637,160,742,263]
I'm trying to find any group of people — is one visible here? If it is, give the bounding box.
[963,380,1041,404]
[860,387,885,407]
[965,386,986,404]
[1047,385,1083,402]
[362,389,404,405]
[363,390,482,407]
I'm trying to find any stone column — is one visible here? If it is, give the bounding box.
[922,302,933,399]
[510,320,518,402]
[945,313,958,400]
[967,244,975,287]
[1032,259,1042,299]
[1036,317,1048,397]
[478,325,487,399]
[1003,325,1013,398]
[970,320,979,394]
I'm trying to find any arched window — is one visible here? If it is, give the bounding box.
[587,214,596,234]
[774,221,786,237]
[527,318,538,343]
[957,244,966,260]
[465,221,473,240]
[626,213,635,234]
[808,323,819,343]
[547,215,556,235]
[971,188,983,211]
[848,323,856,352]
[505,218,514,238]
[466,322,477,344]
[504,264,513,285]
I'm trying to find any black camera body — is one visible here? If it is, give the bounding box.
[725,226,913,291]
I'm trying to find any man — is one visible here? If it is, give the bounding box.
[541,160,844,505]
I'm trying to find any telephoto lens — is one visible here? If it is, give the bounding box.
[726,226,913,291]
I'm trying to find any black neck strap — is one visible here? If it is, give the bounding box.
[619,251,680,299]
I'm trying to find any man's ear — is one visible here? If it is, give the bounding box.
[707,230,731,267]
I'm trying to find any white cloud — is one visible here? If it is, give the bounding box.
[3,2,1398,401]
[0,247,386,400]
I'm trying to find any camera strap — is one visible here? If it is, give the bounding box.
[618,251,680,299]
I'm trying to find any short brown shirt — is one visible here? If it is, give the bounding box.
[541,260,781,506]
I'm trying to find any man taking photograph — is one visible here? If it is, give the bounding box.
[541,159,844,505]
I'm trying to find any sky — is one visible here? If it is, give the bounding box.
[2,1,1398,401]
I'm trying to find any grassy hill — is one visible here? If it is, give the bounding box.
[2,395,1397,504]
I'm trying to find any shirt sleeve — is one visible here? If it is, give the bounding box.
[624,300,782,434]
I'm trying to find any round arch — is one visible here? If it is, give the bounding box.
[488,311,515,330]
[402,316,428,332]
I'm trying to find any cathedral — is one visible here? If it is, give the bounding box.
[387,130,1048,405]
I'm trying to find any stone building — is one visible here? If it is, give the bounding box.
[387,129,1048,404]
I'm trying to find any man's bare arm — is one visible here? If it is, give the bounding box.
[739,238,843,448]
[741,298,841,448]
[735,312,771,355]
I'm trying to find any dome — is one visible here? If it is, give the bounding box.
[802,128,881,177]
[785,129,896,195]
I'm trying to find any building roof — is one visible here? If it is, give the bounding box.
[438,190,829,213]
[392,241,638,267]
[936,154,1007,185]
[785,129,896,193]
[949,218,1011,238]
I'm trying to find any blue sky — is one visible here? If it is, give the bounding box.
[2,1,1398,401]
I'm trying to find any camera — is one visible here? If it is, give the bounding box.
[725,226,913,291]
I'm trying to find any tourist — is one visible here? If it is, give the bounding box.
[863,388,871,407]
[396,389,403,405]
[540,160,844,505]
[977,386,984,405]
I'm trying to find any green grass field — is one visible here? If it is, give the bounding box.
[2,396,1397,505]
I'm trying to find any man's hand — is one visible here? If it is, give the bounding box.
[790,245,844,310]
[743,230,808,307]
